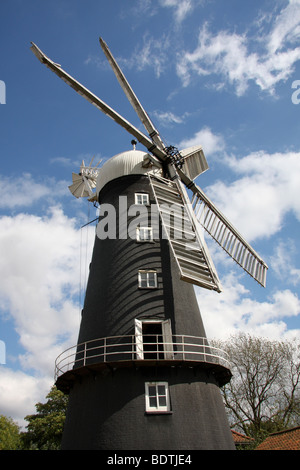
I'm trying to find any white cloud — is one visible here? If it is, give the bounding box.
[132,33,170,78]
[270,239,300,285]
[268,0,300,54]
[96,33,171,79]
[125,0,159,22]
[151,109,195,129]
[159,0,194,24]
[178,126,225,156]
[152,110,185,126]
[0,205,95,427]
[205,150,300,241]
[0,173,68,209]
[129,0,198,25]
[197,273,300,341]
[177,2,300,95]
[0,207,94,426]
[0,368,51,429]
[0,207,94,375]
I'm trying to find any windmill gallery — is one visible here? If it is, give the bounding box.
[30,39,268,450]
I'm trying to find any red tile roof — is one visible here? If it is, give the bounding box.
[256,426,300,450]
[231,430,254,444]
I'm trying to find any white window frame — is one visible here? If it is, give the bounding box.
[135,193,149,205]
[138,270,157,289]
[136,226,153,242]
[145,382,171,413]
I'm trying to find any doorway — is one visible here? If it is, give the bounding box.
[135,319,173,360]
[142,322,164,359]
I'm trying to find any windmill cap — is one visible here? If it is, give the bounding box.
[96,149,162,196]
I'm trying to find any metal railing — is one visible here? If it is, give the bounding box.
[54,334,230,381]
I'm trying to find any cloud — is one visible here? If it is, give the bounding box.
[127,33,171,78]
[267,0,300,54]
[50,154,102,171]
[159,0,195,24]
[125,0,158,21]
[205,150,300,240]
[176,1,300,95]
[270,239,300,285]
[0,207,94,376]
[0,368,51,429]
[151,110,191,127]
[88,33,171,79]
[85,33,171,79]
[178,126,225,156]
[197,273,300,341]
[0,203,95,428]
[50,156,76,167]
[0,173,68,209]
[129,0,197,25]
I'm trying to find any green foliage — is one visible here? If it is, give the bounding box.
[0,415,21,450]
[21,386,68,450]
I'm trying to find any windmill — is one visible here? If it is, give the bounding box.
[30,39,267,291]
[30,39,267,450]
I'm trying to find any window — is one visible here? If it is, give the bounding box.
[138,270,157,288]
[136,226,153,242]
[135,193,149,205]
[145,382,171,413]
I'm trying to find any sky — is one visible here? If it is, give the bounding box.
[0,0,300,429]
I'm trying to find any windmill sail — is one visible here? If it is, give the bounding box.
[68,173,92,198]
[100,38,211,183]
[30,42,166,162]
[149,175,222,292]
[179,146,209,180]
[180,176,268,287]
[68,159,100,200]
[100,37,166,152]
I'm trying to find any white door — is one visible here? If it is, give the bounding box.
[135,319,144,359]
[161,319,174,359]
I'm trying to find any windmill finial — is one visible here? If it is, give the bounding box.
[131,139,137,150]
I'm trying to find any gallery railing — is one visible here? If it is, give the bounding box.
[55,334,230,381]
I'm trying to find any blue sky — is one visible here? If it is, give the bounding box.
[0,0,300,428]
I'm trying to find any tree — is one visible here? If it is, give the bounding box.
[0,415,21,450]
[215,333,300,444]
[21,386,68,450]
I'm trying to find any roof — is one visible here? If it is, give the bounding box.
[256,426,300,450]
[231,430,254,445]
[96,149,162,195]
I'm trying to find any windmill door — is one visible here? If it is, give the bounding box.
[135,319,173,360]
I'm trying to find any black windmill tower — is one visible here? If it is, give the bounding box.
[31,39,268,450]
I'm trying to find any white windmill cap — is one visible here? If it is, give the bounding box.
[96,148,162,196]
